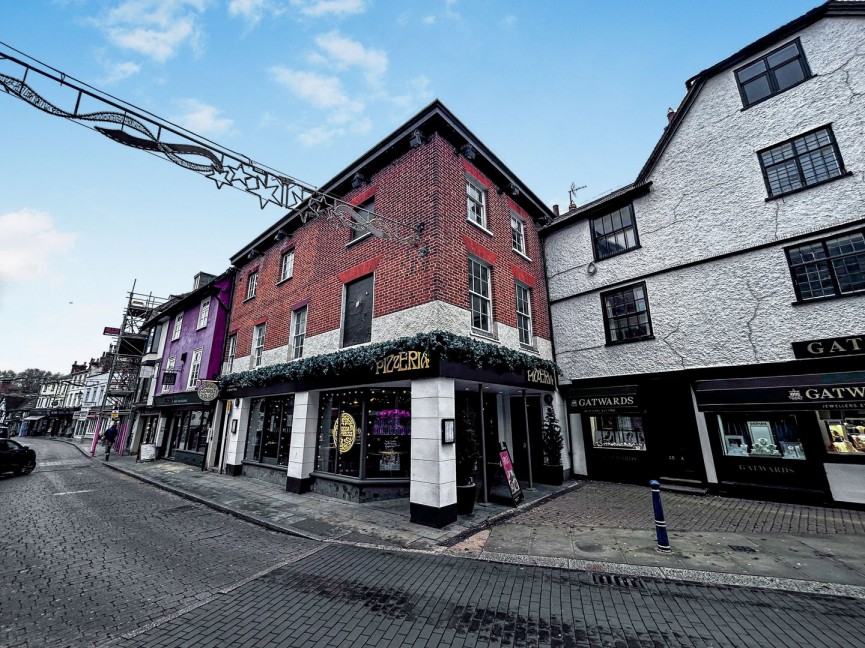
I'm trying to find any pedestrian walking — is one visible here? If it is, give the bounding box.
[102,423,119,461]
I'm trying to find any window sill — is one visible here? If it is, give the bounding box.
[513,249,532,262]
[519,343,539,355]
[467,219,494,237]
[792,290,864,306]
[470,328,499,342]
[765,171,853,201]
[593,446,647,452]
[196,325,207,331]
[310,471,409,485]
[346,232,373,248]
[242,460,287,471]
[605,335,655,347]
[276,277,293,286]
[243,296,256,303]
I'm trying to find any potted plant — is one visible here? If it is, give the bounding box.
[539,402,564,485]
[455,407,481,514]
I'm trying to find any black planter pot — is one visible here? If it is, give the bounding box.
[456,483,478,515]
[537,464,564,486]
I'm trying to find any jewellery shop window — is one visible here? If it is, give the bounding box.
[819,411,865,455]
[316,388,411,479]
[245,395,295,465]
[589,414,646,451]
[717,414,805,460]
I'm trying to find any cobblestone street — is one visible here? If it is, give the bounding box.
[3,439,865,647]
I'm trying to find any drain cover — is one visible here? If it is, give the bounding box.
[591,573,646,589]
[728,545,757,553]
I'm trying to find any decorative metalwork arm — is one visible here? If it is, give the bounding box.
[0,43,424,248]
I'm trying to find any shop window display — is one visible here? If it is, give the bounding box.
[316,388,411,479]
[819,411,865,454]
[717,414,805,459]
[590,414,646,450]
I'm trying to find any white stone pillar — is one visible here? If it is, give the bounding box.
[223,398,250,475]
[287,390,319,493]
[410,377,457,527]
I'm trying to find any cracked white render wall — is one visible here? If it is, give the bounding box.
[546,16,865,381]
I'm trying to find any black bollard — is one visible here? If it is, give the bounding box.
[649,480,672,553]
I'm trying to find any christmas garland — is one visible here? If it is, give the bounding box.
[219,330,561,390]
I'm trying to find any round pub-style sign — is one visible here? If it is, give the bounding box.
[198,381,219,402]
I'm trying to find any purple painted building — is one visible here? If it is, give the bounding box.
[137,270,234,465]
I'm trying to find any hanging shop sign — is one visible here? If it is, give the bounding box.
[566,385,639,412]
[197,381,219,402]
[331,412,357,453]
[694,371,865,411]
[162,371,178,386]
[374,350,430,375]
[153,392,203,407]
[792,335,865,359]
[103,326,121,336]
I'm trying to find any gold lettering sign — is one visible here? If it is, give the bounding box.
[331,412,357,453]
[527,368,555,385]
[374,350,430,375]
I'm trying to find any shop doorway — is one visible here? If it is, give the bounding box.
[510,395,542,482]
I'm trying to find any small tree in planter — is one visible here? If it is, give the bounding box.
[540,404,564,485]
[455,407,481,514]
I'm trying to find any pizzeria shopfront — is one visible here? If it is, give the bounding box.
[694,370,865,504]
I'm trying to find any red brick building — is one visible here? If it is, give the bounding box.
[214,101,565,527]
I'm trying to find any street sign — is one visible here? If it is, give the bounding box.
[103,326,121,336]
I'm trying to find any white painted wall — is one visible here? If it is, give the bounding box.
[410,377,456,510]
[546,16,865,380]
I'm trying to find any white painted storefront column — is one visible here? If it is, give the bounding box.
[287,390,319,493]
[223,398,250,475]
[410,377,457,527]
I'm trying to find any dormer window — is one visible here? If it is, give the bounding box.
[591,204,639,261]
[735,39,810,109]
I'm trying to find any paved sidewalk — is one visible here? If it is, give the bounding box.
[58,438,865,599]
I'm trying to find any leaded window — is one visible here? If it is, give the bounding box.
[226,334,237,373]
[786,231,865,301]
[186,348,202,390]
[759,126,845,198]
[197,297,210,329]
[515,282,532,346]
[602,282,652,344]
[171,313,183,341]
[468,257,492,333]
[591,204,639,260]
[350,198,374,242]
[736,40,810,108]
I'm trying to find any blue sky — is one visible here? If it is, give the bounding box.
[0,0,819,373]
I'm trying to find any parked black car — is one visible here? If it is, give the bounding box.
[0,438,36,476]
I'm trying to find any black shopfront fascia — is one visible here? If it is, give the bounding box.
[693,370,865,502]
[567,376,708,486]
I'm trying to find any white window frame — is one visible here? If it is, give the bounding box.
[468,257,493,334]
[247,272,258,300]
[186,348,203,390]
[291,306,308,360]
[466,178,487,229]
[226,334,237,373]
[197,297,211,329]
[279,250,295,282]
[511,212,526,255]
[515,282,533,346]
[172,313,183,341]
[162,357,176,394]
[252,323,266,368]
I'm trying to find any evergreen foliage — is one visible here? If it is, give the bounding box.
[455,405,481,486]
[541,405,564,466]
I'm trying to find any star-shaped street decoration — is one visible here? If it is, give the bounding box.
[246,171,284,209]
[205,163,233,190]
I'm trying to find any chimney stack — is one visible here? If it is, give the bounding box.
[667,107,676,123]
[552,204,560,217]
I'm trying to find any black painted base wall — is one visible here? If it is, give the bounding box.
[173,450,204,468]
[286,476,312,494]
[224,463,242,476]
[311,477,410,503]
[410,502,457,528]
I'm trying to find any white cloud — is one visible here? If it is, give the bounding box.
[228,0,285,27]
[297,125,342,146]
[100,60,142,84]
[93,0,208,62]
[502,14,517,27]
[291,0,366,17]
[314,31,387,84]
[0,210,77,281]
[422,15,436,25]
[172,99,233,135]
[270,67,349,108]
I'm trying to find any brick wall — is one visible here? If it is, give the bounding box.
[227,133,551,364]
